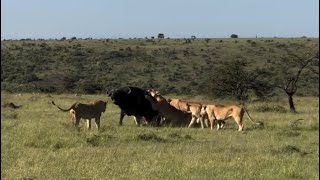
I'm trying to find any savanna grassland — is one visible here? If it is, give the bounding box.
[1,92,319,179]
[1,37,319,179]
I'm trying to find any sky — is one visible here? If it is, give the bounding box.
[1,0,319,39]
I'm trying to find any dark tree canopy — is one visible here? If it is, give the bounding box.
[202,59,273,101]
[230,34,238,38]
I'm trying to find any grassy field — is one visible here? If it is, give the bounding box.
[1,92,319,179]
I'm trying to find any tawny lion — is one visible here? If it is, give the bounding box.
[52,100,107,129]
[201,104,263,131]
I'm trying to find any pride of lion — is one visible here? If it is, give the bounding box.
[52,87,262,131]
[145,89,262,131]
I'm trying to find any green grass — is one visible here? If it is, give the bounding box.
[1,92,319,179]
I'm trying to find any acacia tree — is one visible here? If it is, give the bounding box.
[274,50,318,112]
[201,59,273,101]
[230,34,238,38]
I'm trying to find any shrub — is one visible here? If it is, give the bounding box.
[230,34,238,38]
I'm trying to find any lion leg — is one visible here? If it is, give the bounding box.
[234,117,244,131]
[209,115,215,130]
[199,117,205,129]
[95,117,101,129]
[87,119,92,129]
[75,117,81,128]
[204,118,209,128]
[69,110,73,122]
[188,116,196,128]
[69,109,76,125]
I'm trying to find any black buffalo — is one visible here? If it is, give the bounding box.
[107,86,160,126]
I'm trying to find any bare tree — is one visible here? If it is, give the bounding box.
[276,50,318,112]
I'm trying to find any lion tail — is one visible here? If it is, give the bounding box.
[51,101,72,112]
[241,106,260,124]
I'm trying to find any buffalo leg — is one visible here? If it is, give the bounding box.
[95,117,101,129]
[87,119,92,129]
[133,116,142,126]
[119,110,126,126]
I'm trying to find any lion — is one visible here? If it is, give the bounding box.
[145,89,191,127]
[168,98,210,128]
[168,98,218,128]
[186,102,206,128]
[200,104,262,131]
[52,100,107,129]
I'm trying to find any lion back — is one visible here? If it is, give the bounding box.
[74,100,107,119]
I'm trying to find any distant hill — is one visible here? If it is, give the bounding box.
[1,38,319,98]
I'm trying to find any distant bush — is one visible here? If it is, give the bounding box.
[77,80,103,94]
[251,41,257,47]
[230,34,238,38]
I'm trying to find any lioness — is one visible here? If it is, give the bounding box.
[168,98,209,128]
[52,100,107,129]
[201,104,261,131]
[145,89,191,127]
[169,98,204,128]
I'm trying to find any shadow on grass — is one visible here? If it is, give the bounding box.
[168,132,193,140]
[87,135,100,146]
[277,130,301,137]
[271,145,312,156]
[135,133,167,143]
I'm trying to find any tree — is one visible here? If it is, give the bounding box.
[158,33,164,39]
[274,50,318,112]
[202,59,273,101]
[230,34,238,38]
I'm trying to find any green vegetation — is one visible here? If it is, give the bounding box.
[1,38,319,179]
[1,38,319,99]
[1,92,319,179]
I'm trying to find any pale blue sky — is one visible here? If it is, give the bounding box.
[1,0,319,39]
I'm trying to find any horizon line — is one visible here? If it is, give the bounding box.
[1,35,319,41]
